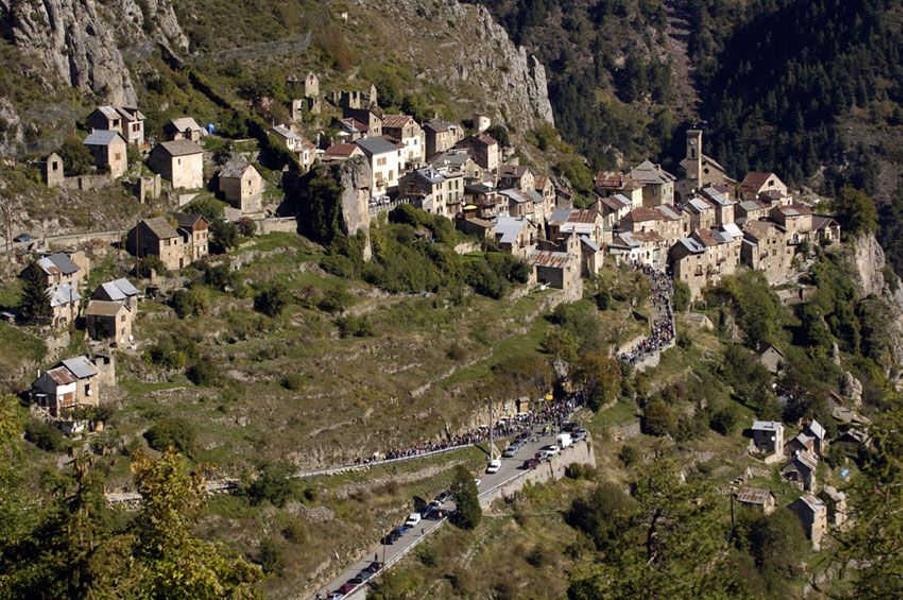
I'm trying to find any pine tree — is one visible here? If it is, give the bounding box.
[450,465,481,530]
[19,261,51,325]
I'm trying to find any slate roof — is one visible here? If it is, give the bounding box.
[741,171,779,195]
[157,139,203,157]
[167,117,203,132]
[37,253,80,276]
[807,420,826,440]
[798,494,826,514]
[411,167,445,185]
[356,136,399,156]
[736,487,774,505]
[96,278,138,301]
[700,186,734,207]
[629,160,677,185]
[50,283,80,308]
[86,299,125,317]
[495,216,529,245]
[142,217,179,240]
[176,213,207,230]
[84,130,123,146]
[381,114,415,129]
[676,237,706,254]
[752,420,783,432]
[220,159,255,179]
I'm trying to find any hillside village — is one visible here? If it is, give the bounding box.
[0,63,874,587]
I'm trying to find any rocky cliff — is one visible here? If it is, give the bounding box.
[0,0,187,105]
[849,233,903,382]
[358,0,554,133]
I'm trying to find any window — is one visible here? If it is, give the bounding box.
[177,158,182,166]
[115,153,122,161]
[377,157,387,167]
[85,383,92,397]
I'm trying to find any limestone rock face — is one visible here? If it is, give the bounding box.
[364,0,554,133]
[337,157,373,262]
[0,0,187,105]
[0,98,23,156]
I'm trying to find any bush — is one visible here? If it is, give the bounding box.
[335,315,374,338]
[187,360,217,386]
[134,255,167,279]
[170,288,208,318]
[144,417,196,455]
[617,444,638,467]
[246,463,295,507]
[672,280,691,312]
[58,135,94,176]
[565,463,596,480]
[594,289,612,311]
[202,263,241,293]
[257,538,284,575]
[146,335,198,370]
[210,220,239,254]
[24,420,67,452]
[281,373,305,391]
[641,398,676,436]
[318,287,353,313]
[236,217,257,238]
[710,406,739,435]
[254,284,290,317]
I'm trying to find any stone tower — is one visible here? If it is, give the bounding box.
[684,129,703,183]
[44,152,64,187]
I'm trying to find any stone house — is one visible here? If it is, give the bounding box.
[741,220,794,283]
[219,160,264,214]
[529,234,583,300]
[430,149,481,180]
[770,204,814,245]
[164,117,206,142]
[92,278,139,309]
[622,205,684,245]
[579,237,604,277]
[629,160,676,207]
[734,487,776,515]
[812,216,842,245]
[594,194,633,235]
[608,231,665,268]
[534,175,556,208]
[758,344,785,375]
[400,167,464,218]
[343,107,383,137]
[791,494,828,551]
[337,117,370,142]
[669,236,709,298]
[498,164,535,192]
[464,183,504,220]
[32,252,89,290]
[740,171,788,202]
[424,119,465,159]
[85,300,133,346]
[127,215,208,271]
[699,186,736,226]
[87,105,145,146]
[49,284,81,329]
[494,216,537,259]
[594,171,644,209]
[176,213,210,263]
[356,136,401,197]
[499,188,546,220]
[783,451,818,491]
[382,114,425,170]
[678,129,736,200]
[455,133,499,173]
[548,208,605,248]
[683,196,717,231]
[736,200,771,224]
[31,356,101,418]
[819,486,848,529]
[148,140,204,190]
[83,130,128,178]
[322,143,364,163]
[750,420,785,459]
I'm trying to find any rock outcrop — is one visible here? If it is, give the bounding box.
[0,0,187,105]
[363,0,554,133]
[337,157,373,262]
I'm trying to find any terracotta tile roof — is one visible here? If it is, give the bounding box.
[741,171,777,194]
[381,114,415,129]
[626,207,660,222]
[324,143,361,158]
[530,250,569,269]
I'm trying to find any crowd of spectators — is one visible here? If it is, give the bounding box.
[619,264,675,366]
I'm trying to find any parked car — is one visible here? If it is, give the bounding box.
[13,233,33,243]
[486,459,501,474]
[327,592,343,600]
[502,445,518,458]
[537,445,560,460]
[381,531,400,545]
[405,512,422,527]
[357,569,375,582]
[436,491,451,503]
[338,582,356,594]
[521,458,540,470]
[365,561,383,573]
[556,432,573,449]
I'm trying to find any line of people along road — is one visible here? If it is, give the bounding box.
[619,263,675,366]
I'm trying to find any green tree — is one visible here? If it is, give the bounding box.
[833,186,878,236]
[144,417,197,456]
[253,284,289,317]
[19,261,51,324]
[210,221,239,254]
[130,449,262,598]
[449,465,481,530]
[642,399,675,437]
[574,352,622,411]
[672,280,691,312]
[58,136,94,176]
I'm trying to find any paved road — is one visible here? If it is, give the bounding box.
[310,425,569,600]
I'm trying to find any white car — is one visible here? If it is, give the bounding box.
[405,512,422,527]
[486,459,502,474]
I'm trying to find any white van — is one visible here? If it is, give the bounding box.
[557,433,573,449]
[405,512,422,527]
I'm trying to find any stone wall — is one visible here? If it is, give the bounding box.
[479,439,596,508]
[256,216,297,235]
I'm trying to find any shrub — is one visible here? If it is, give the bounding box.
[236,217,257,237]
[641,398,675,437]
[254,284,290,317]
[318,287,353,313]
[565,463,596,480]
[24,419,67,452]
[594,289,612,311]
[672,280,691,312]
[335,315,374,337]
[144,417,196,455]
[210,220,239,254]
[710,406,739,435]
[187,360,217,386]
[281,373,305,391]
[257,538,284,575]
[246,463,295,507]
[170,288,208,318]
[446,342,468,361]
[58,135,94,176]
[617,444,638,467]
[146,335,197,370]
[449,465,481,529]
[202,263,241,293]
[134,255,167,279]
